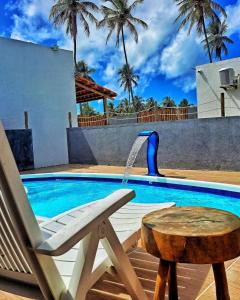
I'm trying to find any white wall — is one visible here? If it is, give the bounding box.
[0,37,77,168]
[196,57,240,118]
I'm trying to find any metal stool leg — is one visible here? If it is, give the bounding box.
[154,259,170,300]
[212,263,230,300]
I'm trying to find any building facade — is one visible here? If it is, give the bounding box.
[196,57,240,118]
[0,37,77,168]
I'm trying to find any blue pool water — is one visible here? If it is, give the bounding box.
[23,177,240,218]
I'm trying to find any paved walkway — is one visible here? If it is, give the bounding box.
[23,164,240,185]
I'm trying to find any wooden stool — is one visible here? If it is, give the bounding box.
[141,206,240,300]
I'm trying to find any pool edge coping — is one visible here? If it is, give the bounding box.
[21,172,240,193]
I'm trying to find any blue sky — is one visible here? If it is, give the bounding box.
[0,0,240,111]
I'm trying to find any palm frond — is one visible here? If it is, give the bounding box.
[129,0,144,11]
[79,13,90,36]
[106,27,114,44]
[115,24,122,47]
[126,20,138,42]
[99,0,147,48]
[222,36,234,44]
[81,7,98,25]
[103,0,119,10]
[210,0,227,18]
[81,1,99,11]
[221,43,228,55]
[129,16,148,29]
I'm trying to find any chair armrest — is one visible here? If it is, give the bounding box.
[34,189,135,256]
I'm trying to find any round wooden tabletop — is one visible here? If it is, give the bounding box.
[141,206,240,264]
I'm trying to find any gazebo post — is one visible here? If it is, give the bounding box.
[103,97,109,125]
[79,103,83,116]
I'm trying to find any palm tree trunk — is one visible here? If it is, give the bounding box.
[128,88,131,103]
[130,85,134,103]
[202,12,212,63]
[121,28,134,107]
[219,50,222,61]
[121,28,129,66]
[73,14,78,70]
[73,36,77,69]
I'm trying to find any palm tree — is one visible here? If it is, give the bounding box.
[118,64,139,104]
[133,96,145,111]
[175,0,226,63]
[107,101,115,113]
[49,0,98,68]
[81,102,96,115]
[145,97,158,111]
[98,0,148,101]
[162,96,176,108]
[203,20,234,61]
[179,98,191,107]
[115,98,134,113]
[76,60,96,81]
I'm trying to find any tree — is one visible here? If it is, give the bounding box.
[179,98,191,107]
[133,96,145,112]
[50,0,98,69]
[107,101,115,113]
[118,64,139,105]
[203,20,234,61]
[81,102,96,115]
[145,97,158,111]
[98,0,148,102]
[162,96,176,108]
[175,0,226,63]
[115,98,135,113]
[76,60,96,81]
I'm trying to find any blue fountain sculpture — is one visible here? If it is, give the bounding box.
[138,130,164,177]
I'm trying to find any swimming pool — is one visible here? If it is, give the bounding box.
[22,173,240,218]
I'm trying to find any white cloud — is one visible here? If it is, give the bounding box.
[226,0,240,36]
[25,3,37,17]
[5,0,208,97]
[174,75,196,93]
[160,29,205,79]
[104,62,117,80]
[7,0,61,42]
[126,0,178,69]
[10,13,60,42]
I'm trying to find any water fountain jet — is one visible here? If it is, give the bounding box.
[122,130,164,184]
[138,130,163,177]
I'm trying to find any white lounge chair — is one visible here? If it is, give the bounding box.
[40,199,175,294]
[0,122,175,299]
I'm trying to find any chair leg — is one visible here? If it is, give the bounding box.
[168,262,178,300]
[154,259,170,300]
[212,263,230,300]
[102,220,148,300]
[67,233,100,300]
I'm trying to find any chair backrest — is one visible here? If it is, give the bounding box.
[0,122,65,299]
